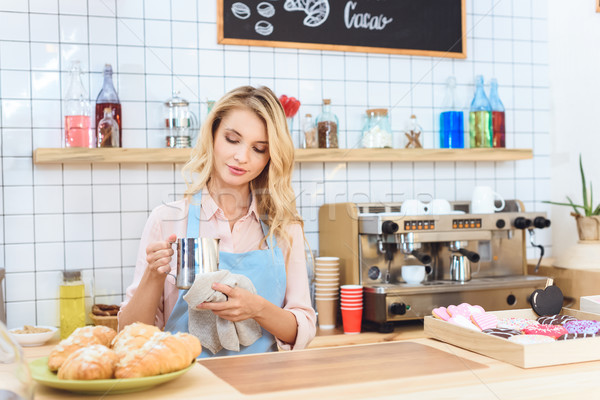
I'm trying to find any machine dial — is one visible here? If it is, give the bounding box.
[390,303,407,315]
[368,266,381,280]
[382,220,399,234]
[513,217,532,229]
[495,219,506,229]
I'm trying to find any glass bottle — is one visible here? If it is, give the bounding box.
[361,108,392,148]
[439,76,464,149]
[404,114,423,148]
[468,75,493,148]
[488,78,505,148]
[59,270,85,339]
[315,99,339,149]
[63,61,91,148]
[96,107,120,147]
[0,321,34,400]
[302,113,317,148]
[95,64,122,147]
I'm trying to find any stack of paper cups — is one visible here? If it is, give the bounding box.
[314,257,340,329]
[340,285,363,334]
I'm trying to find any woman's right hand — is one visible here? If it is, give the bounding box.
[145,233,177,277]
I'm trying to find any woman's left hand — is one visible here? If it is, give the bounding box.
[197,282,265,322]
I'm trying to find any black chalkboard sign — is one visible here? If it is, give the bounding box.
[217,0,466,58]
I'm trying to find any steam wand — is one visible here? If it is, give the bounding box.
[528,228,545,273]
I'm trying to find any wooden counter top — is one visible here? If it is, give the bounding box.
[24,335,600,399]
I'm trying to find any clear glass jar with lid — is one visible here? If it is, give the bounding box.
[315,99,339,149]
[361,108,392,148]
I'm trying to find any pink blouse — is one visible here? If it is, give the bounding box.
[120,189,317,350]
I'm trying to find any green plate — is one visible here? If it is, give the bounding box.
[30,357,195,395]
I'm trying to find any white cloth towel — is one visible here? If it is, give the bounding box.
[182,270,262,354]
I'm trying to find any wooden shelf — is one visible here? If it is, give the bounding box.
[33,147,533,164]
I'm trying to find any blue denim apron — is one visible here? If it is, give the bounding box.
[164,191,286,357]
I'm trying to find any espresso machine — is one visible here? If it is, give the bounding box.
[318,200,551,332]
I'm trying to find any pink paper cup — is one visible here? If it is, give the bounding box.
[341,307,363,334]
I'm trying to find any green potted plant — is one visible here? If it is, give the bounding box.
[544,155,600,240]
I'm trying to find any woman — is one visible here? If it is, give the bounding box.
[118,86,316,356]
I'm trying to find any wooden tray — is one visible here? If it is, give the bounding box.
[424,308,600,368]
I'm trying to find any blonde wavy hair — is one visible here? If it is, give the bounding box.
[182,85,302,250]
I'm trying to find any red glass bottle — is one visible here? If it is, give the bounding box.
[95,64,122,147]
[489,78,505,148]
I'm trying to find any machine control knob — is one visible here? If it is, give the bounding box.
[495,219,506,229]
[382,220,399,234]
[513,217,532,230]
[390,303,407,315]
[533,216,551,229]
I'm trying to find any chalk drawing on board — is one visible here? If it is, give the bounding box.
[284,0,330,27]
[257,2,276,18]
[231,2,251,19]
[255,20,274,36]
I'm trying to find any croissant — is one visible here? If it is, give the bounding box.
[48,326,117,371]
[111,322,161,358]
[115,332,202,379]
[57,345,119,380]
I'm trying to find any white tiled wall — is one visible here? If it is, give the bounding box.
[0,0,551,328]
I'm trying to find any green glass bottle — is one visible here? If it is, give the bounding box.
[468,75,493,148]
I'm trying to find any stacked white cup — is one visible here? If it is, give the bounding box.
[314,257,340,329]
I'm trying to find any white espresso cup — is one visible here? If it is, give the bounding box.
[471,186,505,214]
[429,199,452,215]
[401,265,426,284]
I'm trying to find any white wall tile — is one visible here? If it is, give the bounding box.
[63,185,92,213]
[34,214,64,243]
[35,243,65,271]
[89,0,116,17]
[116,0,143,18]
[4,215,34,244]
[94,240,122,268]
[6,273,36,301]
[89,16,117,45]
[29,0,58,13]
[65,241,94,269]
[60,15,88,43]
[36,299,59,327]
[30,43,59,71]
[93,212,121,240]
[2,100,32,128]
[64,213,93,241]
[0,11,29,41]
[30,13,59,42]
[121,211,148,239]
[36,271,62,299]
[5,244,35,273]
[92,184,120,212]
[6,301,36,329]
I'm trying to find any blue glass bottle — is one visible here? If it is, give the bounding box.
[439,76,464,148]
[468,75,493,148]
[488,78,505,148]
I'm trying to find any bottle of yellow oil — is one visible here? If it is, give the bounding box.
[60,270,86,339]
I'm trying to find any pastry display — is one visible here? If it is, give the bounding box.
[536,314,577,325]
[522,324,568,339]
[497,318,539,331]
[48,325,117,371]
[91,304,120,317]
[470,313,498,331]
[47,322,201,380]
[563,320,600,335]
[557,333,600,340]
[115,332,202,379]
[57,345,118,380]
[481,328,522,339]
[111,322,161,358]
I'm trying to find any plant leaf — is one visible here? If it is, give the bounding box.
[591,181,594,217]
[566,196,583,215]
[593,203,600,216]
[580,154,589,216]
